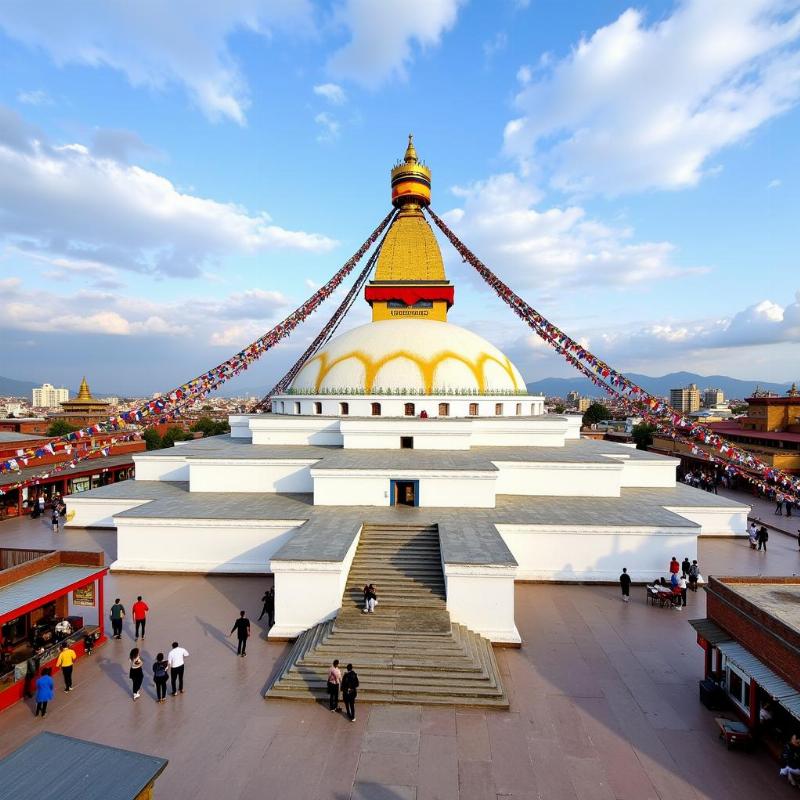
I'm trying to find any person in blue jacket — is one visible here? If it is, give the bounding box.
[35,666,54,718]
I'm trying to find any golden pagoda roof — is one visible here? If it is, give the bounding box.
[374,207,446,282]
[61,376,108,408]
[76,376,93,402]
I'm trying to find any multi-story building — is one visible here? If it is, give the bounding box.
[702,388,725,408]
[670,383,700,414]
[577,396,591,413]
[32,383,69,409]
[652,384,800,475]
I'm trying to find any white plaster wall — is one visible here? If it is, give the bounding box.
[664,506,749,537]
[605,457,678,488]
[444,565,520,644]
[111,518,304,573]
[229,415,255,439]
[67,579,100,625]
[133,454,189,482]
[564,415,583,440]
[311,470,497,507]
[249,416,342,446]
[189,459,316,493]
[268,562,346,639]
[270,394,545,420]
[65,497,151,528]
[492,462,622,497]
[469,418,569,447]
[496,524,699,582]
[340,419,472,450]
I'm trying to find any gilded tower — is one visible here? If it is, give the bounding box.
[365,135,454,322]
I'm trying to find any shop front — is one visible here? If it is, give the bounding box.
[0,549,107,712]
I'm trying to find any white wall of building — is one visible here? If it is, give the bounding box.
[269,530,361,640]
[311,469,497,507]
[604,455,678,487]
[664,506,749,536]
[492,462,623,497]
[444,564,520,644]
[189,459,317,493]
[495,523,699,582]
[340,419,472,450]
[250,416,342,446]
[111,517,304,573]
[229,415,255,439]
[470,418,569,447]
[65,497,152,528]
[133,453,189,482]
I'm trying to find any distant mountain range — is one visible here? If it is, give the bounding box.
[526,371,791,400]
[0,375,112,398]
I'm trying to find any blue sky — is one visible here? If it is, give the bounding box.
[0,0,798,395]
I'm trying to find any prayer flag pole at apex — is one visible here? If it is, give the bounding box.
[2,136,796,504]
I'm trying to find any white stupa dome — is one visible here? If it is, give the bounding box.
[290,318,526,395]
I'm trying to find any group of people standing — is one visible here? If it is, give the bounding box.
[326,659,360,721]
[683,470,718,493]
[748,521,770,551]
[621,556,701,608]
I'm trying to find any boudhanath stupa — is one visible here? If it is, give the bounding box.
[67,138,747,703]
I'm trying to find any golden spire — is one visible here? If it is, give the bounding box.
[391,133,431,208]
[76,376,93,401]
[404,133,418,164]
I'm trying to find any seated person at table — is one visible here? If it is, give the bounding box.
[780,733,800,786]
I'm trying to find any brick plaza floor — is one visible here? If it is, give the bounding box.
[1,505,799,800]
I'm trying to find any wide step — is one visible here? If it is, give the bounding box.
[265,524,507,708]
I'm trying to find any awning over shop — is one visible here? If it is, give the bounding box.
[0,565,106,623]
[688,618,731,646]
[716,640,800,722]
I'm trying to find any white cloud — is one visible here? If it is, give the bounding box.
[313,83,347,105]
[768,178,783,189]
[0,1,315,124]
[315,111,341,142]
[504,0,800,195]
[483,32,507,62]
[328,0,463,87]
[17,89,51,106]
[441,172,701,292]
[0,106,337,279]
[0,279,290,342]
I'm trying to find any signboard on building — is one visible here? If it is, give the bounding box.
[72,584,95,606]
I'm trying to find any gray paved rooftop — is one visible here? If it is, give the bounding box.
[0,431,47,443]
[65,480,189,500]
[722,582,800,636]
[1,506,797,800]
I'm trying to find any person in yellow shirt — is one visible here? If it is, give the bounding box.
[55,644,77,692]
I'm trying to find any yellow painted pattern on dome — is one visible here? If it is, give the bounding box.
[303,348,521,394]
[374,209,446,282]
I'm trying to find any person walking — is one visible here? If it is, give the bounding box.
[757,525,769,552]
[775,492,784,515]
[51,509,59,533]
[132,596,149,640]
[110,598,125,639]
[230,610,251,657]
[341,663,359,722]
[681,557,691,576]
[688,560,700,591]
[37,495,45,516]
[668,557,680,576]
[619,568,631,603]
[680,574,688,607]
[167,642,189,695]
[258,588,275,627]
[327,659,341,712]
[786,498,793,518]
[56,643,77,692]
[129,647,144,700]
[152,652,169,703]
[34,667,54,718]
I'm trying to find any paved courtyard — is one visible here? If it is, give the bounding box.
[1,503,799,800]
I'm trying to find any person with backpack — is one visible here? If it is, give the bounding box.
[153,652,169,703]
[688,560,700,591]
[341,663,359,722]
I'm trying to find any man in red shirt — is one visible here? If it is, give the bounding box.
[132,596,149,640]
[669,557,680,575]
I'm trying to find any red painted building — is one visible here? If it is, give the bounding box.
[0,548,107,712]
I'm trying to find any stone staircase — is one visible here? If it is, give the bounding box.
[265,524,508,707]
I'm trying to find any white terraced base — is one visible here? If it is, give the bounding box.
[265,524,508,707]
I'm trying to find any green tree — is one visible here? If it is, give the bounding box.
[160,426,192,448]
[143,428,162,451]
[553,404,566,414]
[582,402,612,427]
[189,416,230,437]
[632,423,656,450]
[46,419,78,437]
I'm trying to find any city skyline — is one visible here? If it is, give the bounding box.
[1,0,799,395]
